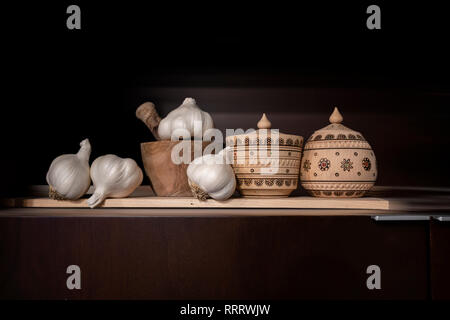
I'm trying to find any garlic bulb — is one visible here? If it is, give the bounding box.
[87,154,143,208]
[158,97,214,140]
[187,149,236,201]
[46,139,91,200]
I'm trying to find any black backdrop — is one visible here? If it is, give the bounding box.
[2,1,450,196]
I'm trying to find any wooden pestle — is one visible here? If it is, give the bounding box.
[136,102,162,140]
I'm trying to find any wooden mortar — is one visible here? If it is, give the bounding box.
[136,101,212,197]
[141,140,211,196]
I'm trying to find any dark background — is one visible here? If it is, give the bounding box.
[2,1,450,196]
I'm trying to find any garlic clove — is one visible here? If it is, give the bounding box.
[208,173,236,200]
[46,139,91,200]
[187,151,236,201]
[157,98,214,140]
[87,154,143,208]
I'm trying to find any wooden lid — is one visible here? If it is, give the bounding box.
[257,113,271,129]
[226,113,303,148]
[305,107,367,142]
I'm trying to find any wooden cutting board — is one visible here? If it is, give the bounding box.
[2,196,390,210]
[3,186,450,211]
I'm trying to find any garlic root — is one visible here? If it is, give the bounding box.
[48,185,66,200]
[188,179,209,201]
[136,102,161,140]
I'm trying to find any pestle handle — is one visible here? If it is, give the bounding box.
[136,102,161,140]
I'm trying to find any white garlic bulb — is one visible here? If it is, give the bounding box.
[158,97,214,140]
[46,139,91,200]
[187,149,236,201]
[87,154,143,208]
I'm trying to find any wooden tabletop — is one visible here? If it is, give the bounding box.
[1,185,450,217]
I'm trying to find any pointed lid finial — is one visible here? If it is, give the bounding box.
[329,107,343,124]
[257,113,272,129]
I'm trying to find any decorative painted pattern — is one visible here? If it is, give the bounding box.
[229,137,303,147]
[231,158,301,168]
[301,182,375,191]
[307,190,367,197]
[308,134,366,142]
[318,158,331,171]
[238,178,298,188]
[303,139,371,150]
[340,159,353,172]
[303,160,311,172]
[362,157,371,171]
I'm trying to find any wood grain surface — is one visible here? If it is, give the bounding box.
[1,196,390,210]
[0,216,429,299]
[0,208,396,218]
[430,219,450,300]
[3,185,450,212]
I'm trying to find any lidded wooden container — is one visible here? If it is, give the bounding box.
[300,107,377,197]
[226,114,304,198]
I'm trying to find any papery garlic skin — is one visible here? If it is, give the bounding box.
[187,149,236,201]
[157,97,214,140]
[87,154,143,208]
[46,139,91,200]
